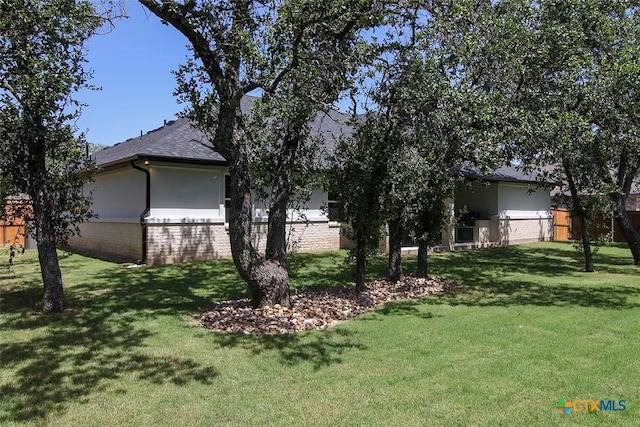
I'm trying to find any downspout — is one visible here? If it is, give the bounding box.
[131,160,150,264]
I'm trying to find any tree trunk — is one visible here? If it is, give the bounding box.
[564,160,595,273]
[31,179,65,313]
[355,238,367,294]
[611,195,640,265]
[387,216,404,282]
[607,153,640,266]
[26,122,66,312]
[266,133,299,267]
[38,233,65,313]
[577,214,595,272]
[138,0,290,308]
[266,194,288,266]
[416,240,428,278]
[217,101,289,308]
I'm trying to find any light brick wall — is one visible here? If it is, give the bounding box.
[492,217,553,245]
[66,221,142,262]
[146,220,341,265]
[279,221,341,254]
[146,222,231,264]
[626,194,640,211]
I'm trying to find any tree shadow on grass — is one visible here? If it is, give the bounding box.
[0,258,246,424]
[212,328,368,371]
[426,280,640,309]
[288,252,354,290]
[424,243,640,309]
[0,308,219,424]
[357,299,441,321]
[208,299,442,371]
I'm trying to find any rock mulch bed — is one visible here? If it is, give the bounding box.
[198,276,459,335]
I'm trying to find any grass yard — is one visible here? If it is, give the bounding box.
[1,242,639,426]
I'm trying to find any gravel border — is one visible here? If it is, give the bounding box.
[198,276,459,335]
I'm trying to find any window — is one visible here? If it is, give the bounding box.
[224,175,231,223]
[327,192,340,222]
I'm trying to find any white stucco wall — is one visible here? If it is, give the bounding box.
[497,183,551,219]
[455,181,551,220]
[69,161,338,263]
[87,167,146,222]
[148,163,225,222]
[452,180,553,246]
[67,165,146,260]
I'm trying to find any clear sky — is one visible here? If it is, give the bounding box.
[76,2,191,147]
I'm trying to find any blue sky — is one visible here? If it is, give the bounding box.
[77,1,372,147]
[77,2,190,147]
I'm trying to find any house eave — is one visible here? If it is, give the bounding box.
[97,154,229,171]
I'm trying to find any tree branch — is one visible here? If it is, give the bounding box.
[138,0,225,88]
[0,79,23,106]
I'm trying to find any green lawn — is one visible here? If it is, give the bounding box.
[1,242,639,426]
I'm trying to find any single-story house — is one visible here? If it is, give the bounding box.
[439,165,554,249]
[67,100,554,264]
[66,97,349,264]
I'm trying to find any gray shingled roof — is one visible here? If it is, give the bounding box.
[455,165,544,184]
[92,95,353,168]
[91,98,558,188]
[92,117,226,167]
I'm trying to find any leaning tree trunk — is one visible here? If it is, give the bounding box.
[138,0,290,308]
[611,193,640,265]
[387,216,404,282]
[564,160,595,273]
[218,102,289,308]
[609,164,640,265]
[416,240,429,278]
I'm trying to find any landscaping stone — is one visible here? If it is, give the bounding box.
[198,276,458,335]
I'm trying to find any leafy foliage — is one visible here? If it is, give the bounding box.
[0,0,115,311]
[482,0,640,269]
[140,0,383,306]
[330,2,508,284]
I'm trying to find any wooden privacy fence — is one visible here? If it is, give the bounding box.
[1,201,29,247]
[611,211,640,242]
[552,208,640,243]
[551,208,571,241]
[1,223,26,247]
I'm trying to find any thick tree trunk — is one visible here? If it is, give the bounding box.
[266,133,299,267]
[387,216,404,282]
[266,196,288,266]
[611,195,640,265]
[30,172,65,312]
[38,235,65,313]
[25,119,66,312]
[139,0,290,308]
[416,240,428,278]
[217,102,289,308]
